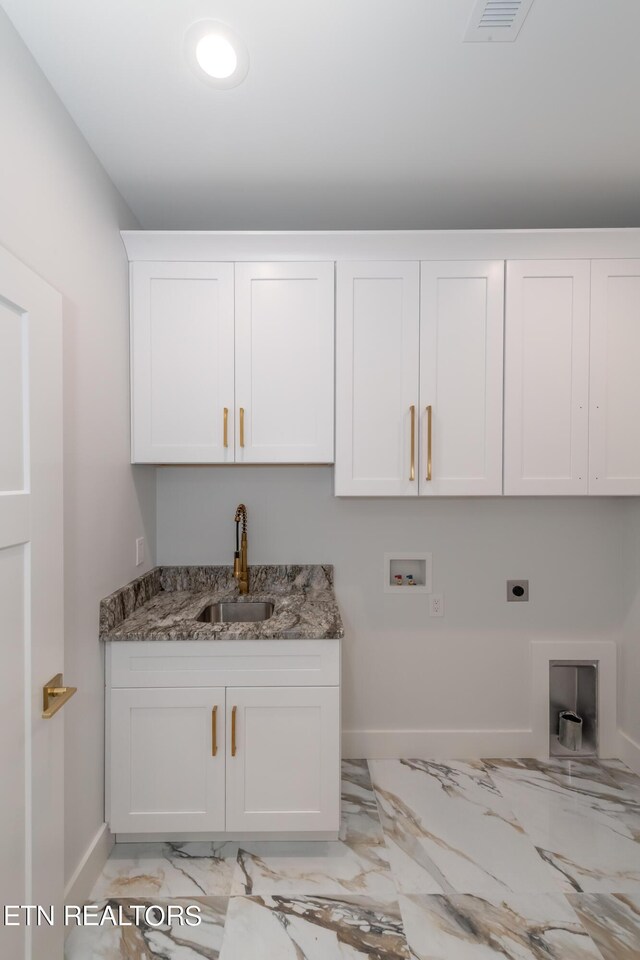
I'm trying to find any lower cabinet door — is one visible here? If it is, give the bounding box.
[110,687,225,833]
[225,686,340,833]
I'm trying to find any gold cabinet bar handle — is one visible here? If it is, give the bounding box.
[239,408,245,448]
[211,705,218,756]
[409,405,416,481]
[223,408,228,448]
[426,405,433,482]
[42,673,77,719]
[231,705,237,757]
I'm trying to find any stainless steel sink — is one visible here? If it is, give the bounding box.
[196,601,274,624]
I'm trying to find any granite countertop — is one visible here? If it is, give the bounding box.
[100,565,344,642]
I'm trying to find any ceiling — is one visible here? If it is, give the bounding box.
[3,0,640,229]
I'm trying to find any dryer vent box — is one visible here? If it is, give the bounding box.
[549,661,598,758]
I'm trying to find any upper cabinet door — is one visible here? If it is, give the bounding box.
[419,261,504,496]
[131,262,235,463]
[504,261,590,495]
[234,262,335,463]
[335,262,420,496]
[590,260,640,494]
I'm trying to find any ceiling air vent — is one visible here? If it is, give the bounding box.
[464,0,535,42]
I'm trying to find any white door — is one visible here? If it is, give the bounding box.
[419,261,504,496]
[234,262,335,463]
[0,245,65,959]
[225,687,340,833]
[336,261,420,495]
[109,687,226,833]
[590,259,640,494]
[130,261,235,463]
[504,260,590,495]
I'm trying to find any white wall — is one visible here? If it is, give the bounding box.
[0,10,156,889]
[619,500,640,764]
[157,466,626,754]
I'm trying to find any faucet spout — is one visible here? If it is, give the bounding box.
[233,504,249,594]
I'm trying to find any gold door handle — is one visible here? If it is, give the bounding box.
[409,405,416,481]
[426,405,432,482]
[239,408,245,448]
[42,674,77,719]
[231,705,237,757]
[223,408,228,448]
[211,705,218,756]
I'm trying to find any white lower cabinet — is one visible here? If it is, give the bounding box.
[110,687,226,834]
[225,687,340,833]
[107,640,341,837]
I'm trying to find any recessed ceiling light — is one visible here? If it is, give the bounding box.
[185,20,249,89]
[196,34,237,79]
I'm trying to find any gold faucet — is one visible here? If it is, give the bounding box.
[233,503,249,594]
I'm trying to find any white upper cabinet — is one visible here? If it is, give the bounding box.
[335,262,420,496]
[131,262,235,463]
[234,263,335,463]
[590,260,640,494]
[127,236,640,495]
[504,261,591,495]
[419,261,504,496]
[130,260,334,464]
[336,260,502,497]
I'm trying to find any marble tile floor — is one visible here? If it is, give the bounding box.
[66,758,640,959]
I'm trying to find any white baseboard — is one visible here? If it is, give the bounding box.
[343,729,534,759]
[617,729,640,775]
[115,830,338,843]
[64,822,114,905]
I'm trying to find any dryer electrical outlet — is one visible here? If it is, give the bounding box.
[507,579,529,602]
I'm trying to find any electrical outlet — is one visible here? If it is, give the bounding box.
[135,537,145,567]
[430,593,444,617]
[507,579,529,602]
